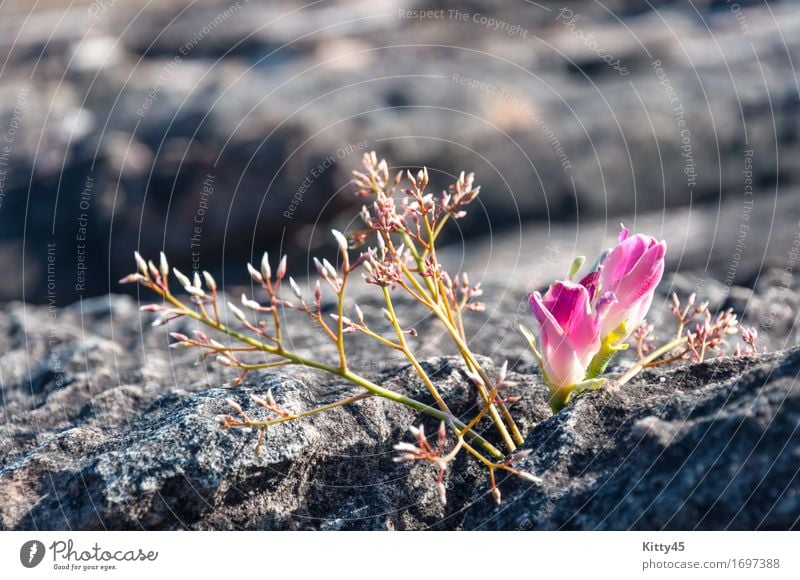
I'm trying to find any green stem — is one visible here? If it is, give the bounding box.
[382,286,451,415]
[617,336,689,385]
[235,392,373,428]
[162,287,504,459]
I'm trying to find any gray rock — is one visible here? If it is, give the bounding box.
[1,279,798,530]
[464,348,800,530]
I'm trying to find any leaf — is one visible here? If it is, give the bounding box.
[568,256,586,280]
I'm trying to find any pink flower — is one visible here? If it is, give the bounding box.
[529,281,609,390]
[597,225,666,337]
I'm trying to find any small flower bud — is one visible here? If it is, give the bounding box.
[184,285,206,298]
[217,355,237,367]
[227,301,247,322]
[247,263,264,284]
[331,229,348,254]
[261,252,271,281]
[203,271,217,292]
[241,294,262,310]
[492,487,502,504]
[118,273,144,284]
[289,277,303,300]
[159,252,169,279]
[173,268,192,288]
[225,398,244,414]
[250,394,269,408]
[516,471,542,484]
[277,255,288,280]
[382,308,393,322]
[134,251,148,276]
[322,259,338,279]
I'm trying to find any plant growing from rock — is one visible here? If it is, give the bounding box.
[126,154,760,504]
[522,225,760,412]
[123,152,536,504]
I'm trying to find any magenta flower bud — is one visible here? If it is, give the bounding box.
[598,225,666,337]
[529,281,604,391]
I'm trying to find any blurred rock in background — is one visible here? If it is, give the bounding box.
[0,0,798,304]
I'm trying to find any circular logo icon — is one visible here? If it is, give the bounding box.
[20,540,46,568]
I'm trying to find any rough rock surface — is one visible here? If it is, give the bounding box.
[1,276,798,530]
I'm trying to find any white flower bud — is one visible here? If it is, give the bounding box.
[134,251,148,276]
[227,301,247,322]
[331,229,348,254]
[247,263,264,284]
[203,271,217,292]
[276,255,288,280]
[261,252,271,281]
[289,277,303,300]
[173,268,191,288]
[159,252,169,279]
